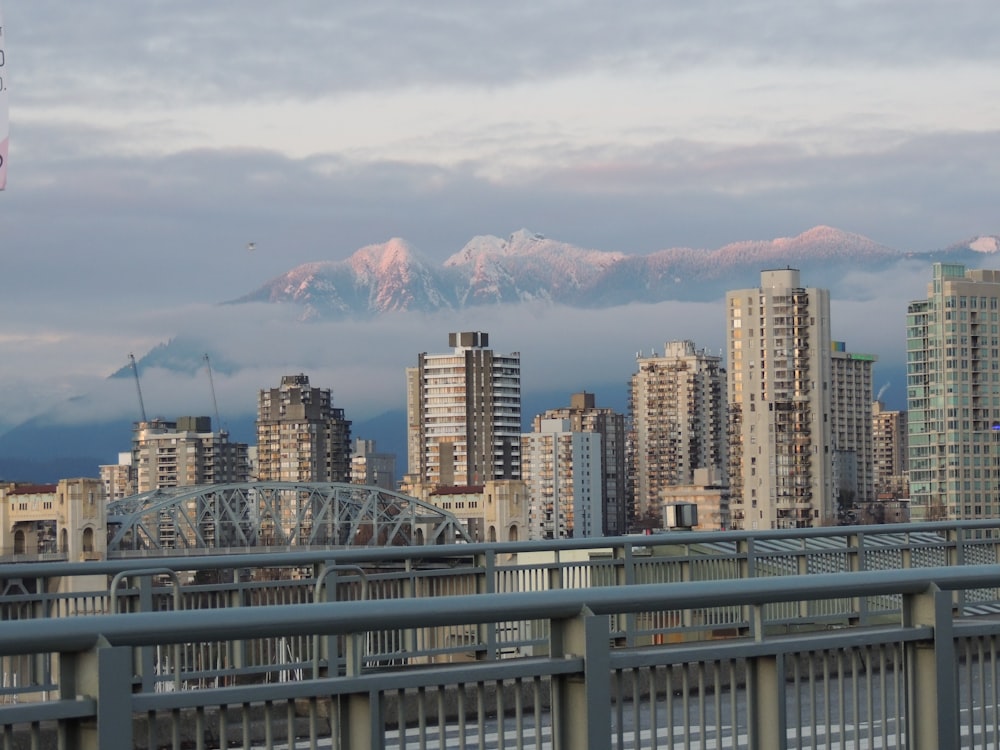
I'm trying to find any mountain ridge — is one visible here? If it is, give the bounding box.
[232,225,965,319]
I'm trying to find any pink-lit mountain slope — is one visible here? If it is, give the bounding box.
[231,226,994,319]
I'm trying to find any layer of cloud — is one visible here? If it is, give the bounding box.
[0,253,933,438]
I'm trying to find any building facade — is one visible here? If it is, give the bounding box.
[661,467,730,530]
[907,263,1000,520]
[130,417,250,492]
[629,340,727,526]
[532,392,627,536]
[350,439,397,491]
[427,480,529,544]
[100,453,135,500]
[406,332,521,489]
[727,269,835,529]
[0,478,106,562]
[872,400,909,500]
[522,418,603,539]
[256,374,352,483]
[830,343,877,517]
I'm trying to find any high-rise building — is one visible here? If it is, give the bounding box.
[872,400,909,499]
[727,269,836,529]
[533,392,627,536]
[830,342,877,517]
[406,332,521,489]
[629,340,727,526]
[522,418,603,539]
[130,417,249,493]
[256,374,352,483]
[100,452,135,500]
[906,263,1000,520]
[350,439,396,491]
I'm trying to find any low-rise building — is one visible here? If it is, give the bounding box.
[0,478,106,562]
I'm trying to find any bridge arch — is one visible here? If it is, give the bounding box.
[106,482,471,554]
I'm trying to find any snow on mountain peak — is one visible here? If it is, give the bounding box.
[232,225,1000,320]
[969,236,1000,253]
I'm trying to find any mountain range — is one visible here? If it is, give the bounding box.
[234,226,983,319]
[2,226,998,483]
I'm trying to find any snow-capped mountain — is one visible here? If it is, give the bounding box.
[234,238,456,319]
[232,226,918,318]
[964,236,1000,254]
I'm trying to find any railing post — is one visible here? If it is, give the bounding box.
[739,538,756,636]
[549,606,611,750]
[338,617,382,750]
[60,636,133,750]
[902,584,958,750]
[848,532,868,624]
[680,545,694,630]
[314,562,335,677]
[615,543,637,646]
[797,543,809,621]
[549,550,564,591]
[475,550,498,659]
[946,528,966,611]
[746,651,786,750]
[228,568,247,673]
[136,576,156,691]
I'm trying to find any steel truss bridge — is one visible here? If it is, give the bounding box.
[106,482,471,554]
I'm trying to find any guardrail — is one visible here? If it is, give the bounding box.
[3,522,1000,700]
[2,565,999,749]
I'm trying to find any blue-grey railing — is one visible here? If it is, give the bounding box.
[2,565,1000,749]
[3,522,1000,696]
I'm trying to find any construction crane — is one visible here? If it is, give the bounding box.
[128,353,148,423]
[204,353,222,432]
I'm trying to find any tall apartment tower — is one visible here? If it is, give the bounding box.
[406,332,521,488]
[522,418,603,539]
[533,392,627,536]
[629,341,727,524]
[256,374,352,483]
[906,263,1000,520]
[350,439,396,491]
[830,343,877,515]
[131,417,249,492]
[872,400,909,499]
[727,269,835,529]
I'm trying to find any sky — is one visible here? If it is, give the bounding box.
[1,1,999,438]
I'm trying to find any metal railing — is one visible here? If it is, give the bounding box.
[3,522,1000,696]
[2,565,1000,749]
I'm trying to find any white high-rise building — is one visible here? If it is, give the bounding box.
[907,263,1000,520]
[131,417,249,493]
[830,343,877,516]
[727,269,836,529]
[629,341,727,524]
[533,392,627,536]
[522,418,603,539]
[406,332,521,488]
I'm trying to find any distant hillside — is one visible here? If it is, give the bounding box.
[230,226,1000,319]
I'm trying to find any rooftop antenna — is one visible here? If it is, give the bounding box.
[128,353,148,423]
[204,353,222,432]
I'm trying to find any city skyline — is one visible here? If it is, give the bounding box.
[1,2,998,448]
[0,253,967,484]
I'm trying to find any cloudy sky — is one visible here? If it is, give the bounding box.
[1,2,998,438]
